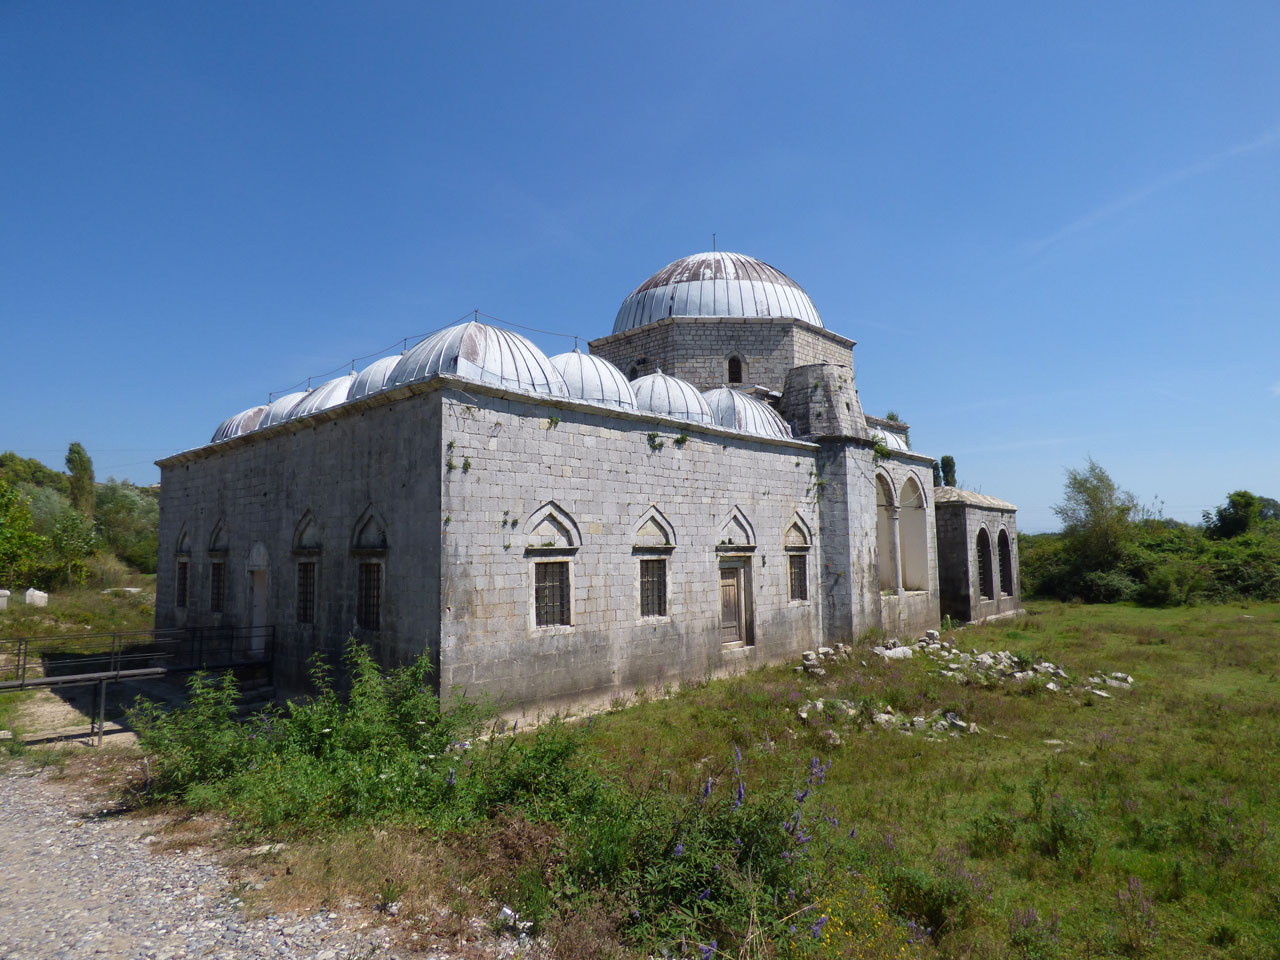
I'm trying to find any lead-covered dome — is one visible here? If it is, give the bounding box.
[702,387,793,440]
[549,349,637,410]
[350,355,400,401]
[632,370,714,425]
[211,405,267,443]
[614,251,823,334]
[389,321,569,398]
[257,391,308,430]
[290,373,357,420]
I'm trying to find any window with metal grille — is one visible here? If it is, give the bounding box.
[639,558,666,617]
[297,561,316,624]
[175,560,189,608]
[357,562,381,630]
[789,554,808,601]
[534,561,570,626]
[210,561,225,613]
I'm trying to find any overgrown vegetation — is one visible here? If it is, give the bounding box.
[0,448,159,590]
[1021,459,1280,606]
[124,602,1280,957]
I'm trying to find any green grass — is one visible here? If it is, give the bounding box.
[0,579,155,640]
[579,601,1280,958]
[122,602,1280,959]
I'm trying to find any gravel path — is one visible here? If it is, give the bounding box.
[0,767,445,960]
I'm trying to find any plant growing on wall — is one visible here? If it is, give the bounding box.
[646,432,664,452]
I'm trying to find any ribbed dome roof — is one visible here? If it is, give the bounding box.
[350,356,400,401]
[290,374,357,420]
[548,349,637,410]
[632,370,714,425]
[389,321,569,398]
[702,387,794,440]
[614,251,823,334]
[258,391,308,430]
[211,405,267,443]
[873,430,909,452]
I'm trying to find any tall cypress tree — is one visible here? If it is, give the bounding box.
[940,455,956,487]
[65,442,95,518]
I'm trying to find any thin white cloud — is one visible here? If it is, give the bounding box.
[1027,125,1280,258]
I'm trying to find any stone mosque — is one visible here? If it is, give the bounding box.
[155,251,1022,713]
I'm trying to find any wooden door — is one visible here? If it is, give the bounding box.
[720,566,741,645]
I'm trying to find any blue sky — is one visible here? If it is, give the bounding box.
[2,1,1277,531]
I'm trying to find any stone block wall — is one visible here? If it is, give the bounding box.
[435,388,824,716]
[589,318,853,394]
[934,497,1021,624]
[157,387,444,691]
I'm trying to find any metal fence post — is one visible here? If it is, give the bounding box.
[97,678,106,748]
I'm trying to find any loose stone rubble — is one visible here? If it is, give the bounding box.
[791,632,1136,742]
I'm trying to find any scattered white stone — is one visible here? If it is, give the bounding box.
[881,646,913,660]
[925,629,940,642]
[1089,689,1112,699]
[1045,682,1060,692]
[0,589,9,611]
[23,588,47,607]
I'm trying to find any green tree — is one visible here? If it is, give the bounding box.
[51,510,97,585]
[0,451,70,494]
[65,442,95,518]
[0,479,47,587]
[940,455,956,487]
[1204,490,1262,539]
[1053,458,1138,572]
[932,461,943,488]
[95,480,159,572]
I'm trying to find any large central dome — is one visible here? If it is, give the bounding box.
[613,251,823,334]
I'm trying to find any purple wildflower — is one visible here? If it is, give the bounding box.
[674,843,684,857]
[735,780,744,808]
[811,915,828,939]
[849,826,857,839]
[698,887,711,900]
[702,777,712,801]
[734,744,742,764]
[795,786,810,805]
[446,768,455,787]
[698,940,716,960]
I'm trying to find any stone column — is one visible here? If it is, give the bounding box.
[890,506,904,595]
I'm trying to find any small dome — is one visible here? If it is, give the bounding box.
[291,374,356,419]
[389,321,569,398]
[548,349,637,410]
[351,356,400,401]
[211,405,267,443]
[632,370,714,425]
[257,391,307,430]
[874,430,909,452]
[614,251,823,334]
[702,388,793,440]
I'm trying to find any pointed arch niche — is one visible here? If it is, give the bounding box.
[351,506,387,632]
[524,502,579,629]
[784,513,813,602]
[998,528,1014,596]
[899,476,928,591]
[633,506,675,620]
[875,475,898,593]
[717,506,756,552]
[976,528,994,601]
[174,527,191,610]
[293,511,322,625]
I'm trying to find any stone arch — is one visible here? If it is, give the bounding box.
[784,512,813,548]
[207,520,228,555]
[174,526,191,609]
[875,474,897,592]
[727,355,745,384]
[175,526,191,556]
[351,505,388,553]
[719,506,755,547]
[293,510,323,552]
[976,527,994,601]
[633,505,675,547]
[997,527,1014,596]
[247,541,270,570]
[899,476,928,591]
[524,501,580,549]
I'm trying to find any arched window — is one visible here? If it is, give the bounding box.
[876,475,896,592]
[174,531,191,609]
[998,529,1014,596]
[294,512,322,624]
[727,356,744,384]
[627,363,640,381]
[976,528,994,601]
[633,506,675,619]
[899,477,928,591]
[525,502,580,628]
[351,507,388,631]
[785,517,811,602]
[207,521,228,613]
